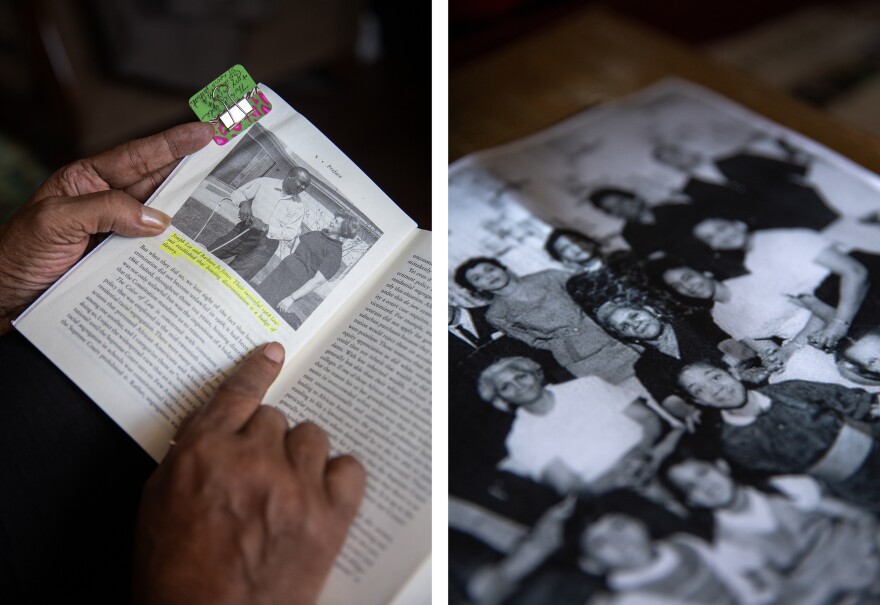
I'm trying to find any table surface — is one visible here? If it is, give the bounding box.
[449,6,880,171]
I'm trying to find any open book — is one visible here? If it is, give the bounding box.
[449,79,880,604]
[14,86,431,605]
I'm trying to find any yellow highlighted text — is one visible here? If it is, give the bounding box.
[161,233,281,333]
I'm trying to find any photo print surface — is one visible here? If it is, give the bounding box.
[173,122,382,330]
[449,79,880,605]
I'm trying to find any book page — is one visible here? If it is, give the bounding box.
[263,230,432,605]
[449,79,880,604]
[13,86,416,461]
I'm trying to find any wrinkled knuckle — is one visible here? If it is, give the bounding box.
[213,379,260,404]
[126,141,150,175]
[147,170,162,191]
[58,162,87,189]
[163,130,181,159]
[30,199,67,233]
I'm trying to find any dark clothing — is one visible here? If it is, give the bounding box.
[815,249,880,329]
[715,153,838,231]
[257,231,342,325]
[620,180,748,260]
[720,380,880,510]
[449,305,497,367]
[504,561,599,605]
[619,203,707,260]
[681,176,749,208]
[0,331,155,604]
[620,200,750,280]
[207,220,279,279]
[633,311,730,403]
[566,252,684,317]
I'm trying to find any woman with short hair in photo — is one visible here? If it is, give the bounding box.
[454,257,639,384]
[257,211,360,329]
[675,361,880,513]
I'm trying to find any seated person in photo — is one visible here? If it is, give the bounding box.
[594,298,732,359]
[543,228,683,317]
[256,211,358,328]
[644,256,730,313]
[207,166,313,279]
[676,361,880,512]
[662,454,880,605]
[690,218,868,352]
[576,501,738,605]
[477,356,676,498]
[645,256,787,378]
[593,299,731,406]
[454,257,639,384]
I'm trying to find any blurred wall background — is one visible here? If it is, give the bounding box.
[0,0,430,227]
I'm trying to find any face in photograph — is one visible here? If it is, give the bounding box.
[663,267,716,300]
[693,219,749,251]
[678,364,747,409]
[606,306,663,341]
[465,262,511,293]
[668,459,737,509]
[490,364,544,408]
[552,234,598,265]
[654,143,702,172]
[581,514,654,571]
[596,191,648,221]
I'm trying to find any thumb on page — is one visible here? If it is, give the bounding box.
[63,189,171,238]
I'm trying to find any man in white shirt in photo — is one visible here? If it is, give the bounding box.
[207,166,314,279]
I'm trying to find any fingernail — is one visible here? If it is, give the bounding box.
[141,206,171,230]
[263,342,285,363]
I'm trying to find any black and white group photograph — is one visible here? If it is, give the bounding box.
[172,122,382,330]
[448,81,880,605]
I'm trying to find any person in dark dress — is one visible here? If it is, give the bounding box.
[715,151,839,231]
[256,211,358,328]
[677,361,880,513]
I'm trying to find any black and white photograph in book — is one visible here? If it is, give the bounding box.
[449,80,880,605]
[172,122,382,330]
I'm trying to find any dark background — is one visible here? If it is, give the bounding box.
[0,0,431,228]
[451,0,820,66]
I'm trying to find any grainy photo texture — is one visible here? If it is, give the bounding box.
[449,80,880,605]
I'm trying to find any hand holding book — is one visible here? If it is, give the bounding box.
[0,122,213,334]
